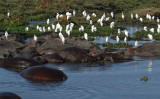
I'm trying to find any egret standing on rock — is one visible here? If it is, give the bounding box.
[135,40,138,48]
[5,31,8,40]
[34,35,37,42]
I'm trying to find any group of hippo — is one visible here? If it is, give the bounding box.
[0,31,160,98]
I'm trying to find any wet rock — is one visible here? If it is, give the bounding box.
[37,37,93,53]
[0,57,42,71]
[20,66,67,82]
[125,42,160,56]
[44,54,64,63]
[59,47,88,62]
[0,92,21,99]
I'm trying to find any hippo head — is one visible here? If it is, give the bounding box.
[125,48,136,56]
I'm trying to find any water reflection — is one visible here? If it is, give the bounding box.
[148,60,153,72]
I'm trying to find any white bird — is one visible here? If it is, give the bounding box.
[7,12,10,18]
[25,27,29,32]
[106,36,109,43]
[157,18,160,23]
[124,30,129,37]
[52,24,55,30]
[116,36,120,43]
[73,10,76,16]
[84,33,88,40]
[150,28,154,33]
[148,34,153,41]
[110,12,114,18]
[43,26,46,32]
[47,19,49,24]
[157,28,160,33]
[36,25,39,30]
[34,35,37,42]
[143,26,148,31]
[135,13,139,19]
[48,27,51,31]
[5,31,8,40]
[59,32,63,38]
[122,12,125,19]
[118,29,121,34]
[131,13,134,19]
[92,13,96,17]
[135,40,138,48]
[90,20,93,25]
[86,15,90,21]
[139,18,143,22]
[124,37,127,44]
[66,30,71,36]
[61,36,65,44]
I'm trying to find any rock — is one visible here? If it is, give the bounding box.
[0,92,21,99]
[38,32,59,39]
[20,66,67,82]
[59,47,88,62]
[36,37,93,53]
[44,54,64,63]
[125,42,160,56]
[0,57,42,71]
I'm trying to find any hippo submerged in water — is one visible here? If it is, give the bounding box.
[124,42,160,57]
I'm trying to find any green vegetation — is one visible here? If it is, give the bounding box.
[140,77,148,81]
[102,42,132,48]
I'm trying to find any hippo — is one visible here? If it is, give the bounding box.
[0,57,42,71]
[125,42,160,57]
[44,54,64,63]
[0,92,21,99]
[59,47,89,62]
[20,66,67,82]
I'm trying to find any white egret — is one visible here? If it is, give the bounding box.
[135,40,138,48]
[25,27,29,32]
[5,31,8,40]
[52,24,55,30]
[34,35,37,42]
[84,33,88,40]
[135,13,139,19]
[7,12,10,18]
[150,28,154,33]
[92,13,96,17]
[47,19,49,24]
[131,13,134,19]
[110,12,114,18]
[118,29,121,34]
[48,27,51,31]
[61,36,65,44]
[124,30,129,37]
[124,37,127,44]
[122,12,125,20]
[36,25,39,30]
[73,10,76,16]
[148,34,153,41]
[139,18,143,22]
[106,36,109,43]
[90,20,93,25]
[143,26,148,31]
[116,36,120,43]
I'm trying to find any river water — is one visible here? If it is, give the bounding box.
[1,24,160,99]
